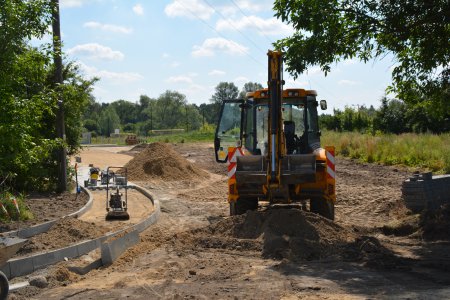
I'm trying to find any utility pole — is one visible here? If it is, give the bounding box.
[52,0,67,192]
[150,102,153,132]
[185,105,189,132]
[202,107,205,127]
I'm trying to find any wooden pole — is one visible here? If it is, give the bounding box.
[52,0,67,192]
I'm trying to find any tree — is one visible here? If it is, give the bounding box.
[110,100,138,124]
[373,98,408,134]
[209,82,239,124]
[99,106,121,136]
[150,90,187,130]
[0,1,95,190]
[274,0,450,121]
[239,82,264,99]
[211,82,239,104]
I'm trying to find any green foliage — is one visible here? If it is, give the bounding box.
[110,99,139,124]
[210,82,239,104]
[274,0,449,126]
[322,131,450,173]
[0,191,33,222]
[99,105,121,137]
[373,98,408,134]
[239,82,264,99]
[146,130,215,143]
[0,1,96,191]
[320,106,374,133]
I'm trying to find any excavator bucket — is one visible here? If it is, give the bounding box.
[281,154,316,184]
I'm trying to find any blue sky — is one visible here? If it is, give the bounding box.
[52,0,396,110]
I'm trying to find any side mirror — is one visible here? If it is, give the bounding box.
[319,100,327,110]
[214,137,227,163]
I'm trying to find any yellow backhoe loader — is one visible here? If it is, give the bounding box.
[214,50,336,220]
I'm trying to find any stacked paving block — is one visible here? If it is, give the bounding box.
[402,173,450,212]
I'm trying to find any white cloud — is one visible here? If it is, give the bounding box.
[133,4,144,16]
[338,79,358,85]
[192,38,248,57]
[170,61,180,68]
[234,76,249,84]
[78,62,143,82]
[216,16,293,36]
[166,76,193,84]
[306,66,323,76]
[83,21,133,34]
[67,43,124,60]
[60,0,84,8]
[162,53,170,59]
[208,69,226,76]
[284,78,309,88]
[218,0,271,17]
[165,0,214,20]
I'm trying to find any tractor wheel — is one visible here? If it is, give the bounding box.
[0,271,9,300]
[229,197,258,216]
[310,197,335,220]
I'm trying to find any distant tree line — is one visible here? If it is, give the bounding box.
[83,81,263,136]
[320,97,450,134]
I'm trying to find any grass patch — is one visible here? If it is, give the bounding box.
[146,130,214,143]
[322,131,450,174]
[90,126,215,146]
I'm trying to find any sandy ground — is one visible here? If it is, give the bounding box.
[70,146,134,170]
[80,189,154,231]
[10,143,450,299]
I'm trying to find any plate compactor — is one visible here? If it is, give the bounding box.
[105,166,130,221]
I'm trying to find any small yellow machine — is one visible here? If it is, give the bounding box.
[214,50,336,219]
[105,166,130,221]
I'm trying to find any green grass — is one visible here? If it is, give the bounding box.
[90,128,215,146]
[0,191,34,222]
[321,131,450,174]
[146,130,214,143]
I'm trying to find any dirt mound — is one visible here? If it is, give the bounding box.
[16,217,109,256]
[0,191,89,233]
[420,204,450,240]
[177,180,227,202]
[130,143,149,151]
[174,209,372,261]
[125,142,208,181]
[380,205,450,241]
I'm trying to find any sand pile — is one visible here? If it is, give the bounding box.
[16,217,109,256]
[176,209,392,262]
[125,142,208,181]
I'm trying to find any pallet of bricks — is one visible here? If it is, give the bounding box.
[402,172,450,212]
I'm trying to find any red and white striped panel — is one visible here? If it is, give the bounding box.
[227,147,243,179]
[326,149,336,179]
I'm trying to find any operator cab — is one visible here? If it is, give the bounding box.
[215,88,325,162]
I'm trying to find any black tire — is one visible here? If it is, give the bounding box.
[229,197,258,216]
[0,271,9,300]
[310,197,335,220]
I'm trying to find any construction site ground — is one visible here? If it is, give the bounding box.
[9,143,450,299]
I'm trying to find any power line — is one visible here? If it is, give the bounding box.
[202,0,267,56]
[227,0,274,44]
[175,0,265,67]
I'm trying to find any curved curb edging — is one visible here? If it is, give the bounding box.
[1,183,159,279]
[5,186,94,239]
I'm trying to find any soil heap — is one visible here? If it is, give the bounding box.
[177,208,391,262]
[16,217,109,256]
[125,142,208,181]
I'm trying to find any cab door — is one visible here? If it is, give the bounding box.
[214,100,244,163]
